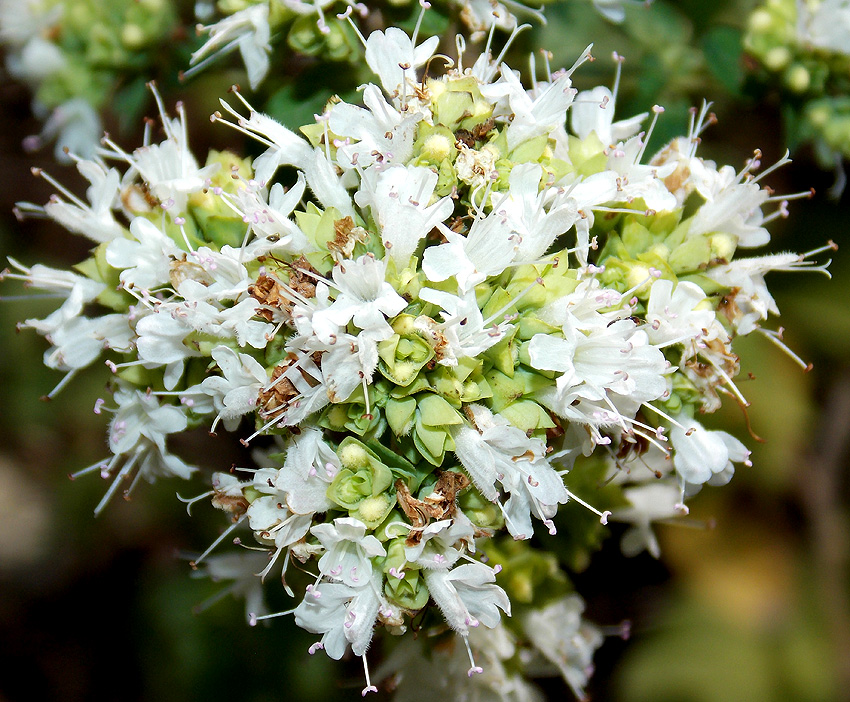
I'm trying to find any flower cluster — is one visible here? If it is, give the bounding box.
[745,0,850,185]
[0,0,180,160]
[188,0,542,90]
[5,22,830,698]
[187,0,638,90]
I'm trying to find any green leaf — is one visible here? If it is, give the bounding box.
[702,26,745,95]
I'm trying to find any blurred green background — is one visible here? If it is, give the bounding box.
[1,1,849,700]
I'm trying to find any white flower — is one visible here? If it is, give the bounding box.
[644,278,719,354]
[6,259,104,336]
[6,34,64,82]
[704,252,804,334]
[41,158,124,243]
[273,429,340,515]
[355,164,453,270]
[528,321,668,414]
[493,163,580,262]
[25,99,102,162]
[451,404,569,539]
[457,0,520,39]
[571,85,646,147]
[311,254,406,342]
[400,513,476,570]
[105,217,182,291]
[605,134,678,212]
[311,517,386,587]
[611,482,682,558]
[797,0,850,55]
[422,211,520,294]
[484,64,577,151]
[222,176,311,257]
[190,5,272,90]
[670,414,751,488]
[108,386,188,459]
[522,595,603,700]
[192,551,270,624]
[294,575,383,660]
[134,308,199,367]
[216,95,312,185]
[330,84,422,170]
[6,33,68,81]
[364,27,439,104]
[103,88,218,216]
[199,345,268,430]
[247,495,312,552]
[380,623,542,701]
[85,385,196,514]
[417,287,514,365]
[424,561,511,636]
[42,314,133,371]
[686,159,771,247]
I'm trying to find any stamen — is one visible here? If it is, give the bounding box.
[183,37,242,81]
[757,327,812,371]
[565,488,612,524]
[69,456,111,481]
[491,24,533,73]
[361,654,378,696]
[750,150,791,184]
[455,34,466,73]
[190,515,246,569]
[704,353,749,407]
[29,167,88,210]
[43,369,78,400]
[636,105,665,164]
[463,636,483,676]
[249,607,297,626]
[411,1,428,46]
[93,449,143,517]
[611,51,625,106]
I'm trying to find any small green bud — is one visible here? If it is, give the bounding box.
[763,46,791,70]
[121,24,146,49]
[668,235,711,273]
[338,440,371,469]
[748,8,774,33]
[785,64,811,93]
[458,488,504,530]
[383,540,430,610]
[327,439,395,528]
[421,130,455,163]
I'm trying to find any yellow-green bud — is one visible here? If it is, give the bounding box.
[121,24,146,49]
[748,8,774,32]
[785,64,811,93]
[339,441,370,469]
[764,46,791,70]
[422,133,454,163]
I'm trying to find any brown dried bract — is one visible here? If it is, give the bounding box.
[258,359,299,413]
[716,289,741,326]
[248,274,288,322]
[287,256,318,299]
[455,129,475,149]
[258,354,324,416]
[212,491,249,519]
[328,216,368,260]
[395,471,470,546]
[471,118,495,142]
